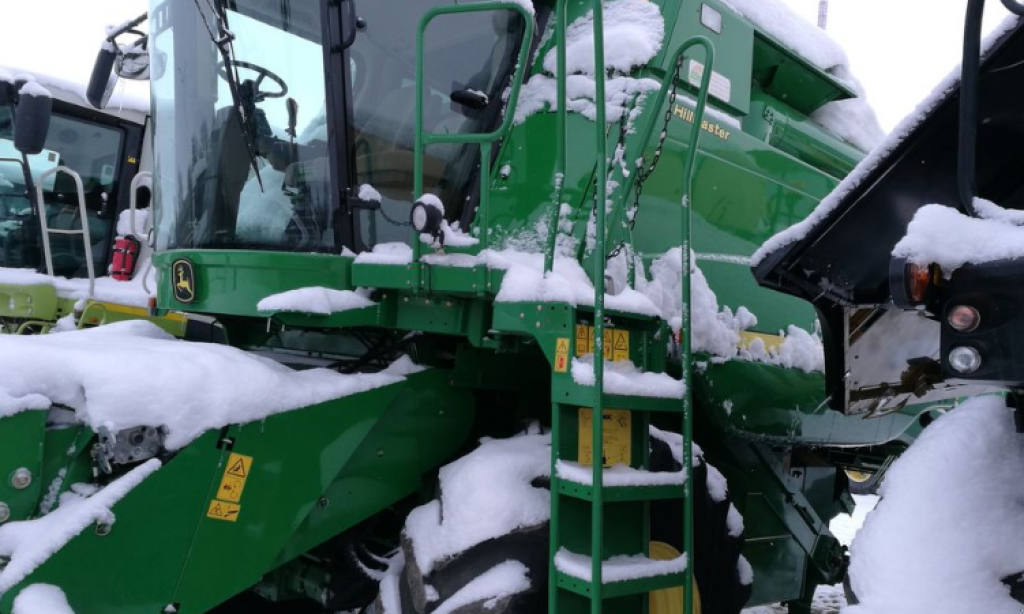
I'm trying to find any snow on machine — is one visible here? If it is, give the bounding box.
[0,1,956,613]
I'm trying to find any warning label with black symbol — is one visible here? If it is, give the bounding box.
[208,452,254,521]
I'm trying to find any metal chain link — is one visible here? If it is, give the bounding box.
[605,53,686,261]
[377,204,412,227]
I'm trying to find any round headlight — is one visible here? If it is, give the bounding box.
[948,346,982,374]
[948,305,981,332]
[410,200,443,236]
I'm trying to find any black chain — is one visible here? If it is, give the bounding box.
[378,204,411,227]
[605,53,686,261]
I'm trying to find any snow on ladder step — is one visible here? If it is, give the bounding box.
[555,459,686,487]
[570,356,684,399]
[554,547,687,585]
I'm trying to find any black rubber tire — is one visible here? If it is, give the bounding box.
[380,434,750,614]
[649,437,752,614]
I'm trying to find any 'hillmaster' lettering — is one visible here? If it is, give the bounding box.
[673,105,732,141]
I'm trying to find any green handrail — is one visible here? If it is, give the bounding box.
[413,2,536,285]
[671,36,715,614]
[589,0,609,610]
[542,0,569,274]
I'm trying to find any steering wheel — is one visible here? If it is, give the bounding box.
[218,60,288,102]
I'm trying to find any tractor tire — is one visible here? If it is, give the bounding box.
[375,432,751,614]
[649,435,752,614]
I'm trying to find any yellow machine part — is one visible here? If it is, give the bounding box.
[649,541,701,614]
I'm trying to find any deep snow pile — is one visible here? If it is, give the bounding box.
[845,396,1024,614]
[754,14,1023,267]
[0,321,422,449]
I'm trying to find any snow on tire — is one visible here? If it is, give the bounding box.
[375,427,750,614]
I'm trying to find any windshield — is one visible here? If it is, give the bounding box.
[150,0,524,253]
[151,0,334,252]
[0,105,124,276]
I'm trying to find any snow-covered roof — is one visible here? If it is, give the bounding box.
[1,65,148,125]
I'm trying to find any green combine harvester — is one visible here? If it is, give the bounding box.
[0,1,960,613]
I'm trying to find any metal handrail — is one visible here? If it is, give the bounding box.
[412,1,536,283]
[35,166,95,298]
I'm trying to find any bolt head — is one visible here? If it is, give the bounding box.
[0,502,10,523]
[10,468,31,490]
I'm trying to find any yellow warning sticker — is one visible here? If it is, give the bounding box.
[207,499,241,522]
[578,408,632,468]
[217,453,253,503]
[554,338,570,373]
[575,326,629,362]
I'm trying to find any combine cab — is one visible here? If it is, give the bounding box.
[0,1,958,613]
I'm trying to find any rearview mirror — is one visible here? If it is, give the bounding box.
[87,44,119,109]
[14,83,52,156]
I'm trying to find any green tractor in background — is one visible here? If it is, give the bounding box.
[0,1,954,613]
[0,18,189,337]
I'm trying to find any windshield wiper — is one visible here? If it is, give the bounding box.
[192,0,264,190]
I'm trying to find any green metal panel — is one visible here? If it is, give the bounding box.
[0,411,46,522]
[153,251,355,316]
[0,369,473,614]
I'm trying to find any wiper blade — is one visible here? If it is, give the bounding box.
[192,0,264,190]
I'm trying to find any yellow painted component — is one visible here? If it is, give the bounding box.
[575,325,629,361]
[738,331,785,353]
[83,301,187,323]
[554,337,570,373]
[648,542,701,614]
[578,408,632,467]
[845,470,874,484]
[217,453,254,503]
[206,500,241,522]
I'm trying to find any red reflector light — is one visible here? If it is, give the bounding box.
[948,305,980,332]
[907,263,932,304]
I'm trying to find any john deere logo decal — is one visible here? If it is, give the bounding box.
[172,259,196,303]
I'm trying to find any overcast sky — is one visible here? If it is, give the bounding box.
[0,0,1013,132]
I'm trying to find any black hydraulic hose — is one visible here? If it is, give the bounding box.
[959,0,1024,216]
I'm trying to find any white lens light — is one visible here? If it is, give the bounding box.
[948,346,982,374]
[948,305,980,332]
[412,206,428,232]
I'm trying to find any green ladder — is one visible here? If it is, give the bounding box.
[543,1,716,613]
